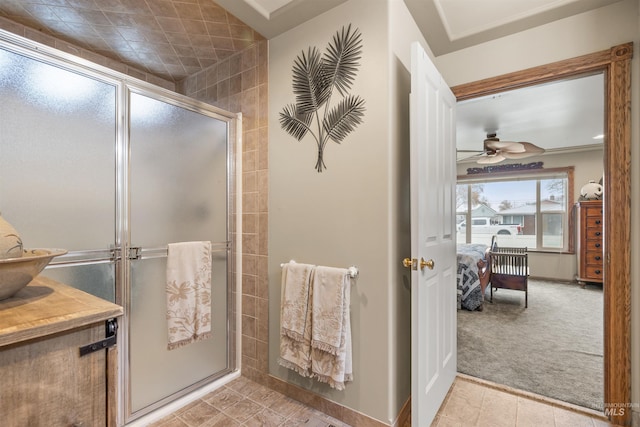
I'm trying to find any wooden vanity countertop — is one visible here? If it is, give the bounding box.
[0,275,123,348]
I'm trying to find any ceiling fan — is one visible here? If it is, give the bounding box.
[459,133,545,164]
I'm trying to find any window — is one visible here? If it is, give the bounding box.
[456,168,573,252]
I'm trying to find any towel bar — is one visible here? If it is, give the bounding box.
[48,243,230,266]
[280,260,359,278]
[134,241,230,260]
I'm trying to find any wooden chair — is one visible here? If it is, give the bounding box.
[488,247,528,308]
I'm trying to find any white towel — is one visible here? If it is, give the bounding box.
[278,262,315,377]
[166,241,212,350]
[310,266,353,390]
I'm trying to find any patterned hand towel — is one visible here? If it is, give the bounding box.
[280,262,315,341]
[278,262,315,377]
[310,266,353,390]
[166,241,212,350]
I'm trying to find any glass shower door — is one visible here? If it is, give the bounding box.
[127,91,231,415]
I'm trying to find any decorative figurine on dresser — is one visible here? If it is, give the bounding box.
[575,199,604,285]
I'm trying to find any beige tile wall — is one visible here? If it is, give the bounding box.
[177,39,269,384]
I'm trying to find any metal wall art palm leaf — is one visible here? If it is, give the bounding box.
[280,24,366,172]
[324,95,365,143]
[324,25,362,97]
[279,104,314,141]
[292,47,331,114]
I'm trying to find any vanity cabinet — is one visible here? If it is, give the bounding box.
[575,200,604,284]
[0,276,123,427]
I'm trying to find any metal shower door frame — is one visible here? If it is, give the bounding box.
[119,83,241,423]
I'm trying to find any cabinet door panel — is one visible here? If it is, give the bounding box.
[0,324,107,427]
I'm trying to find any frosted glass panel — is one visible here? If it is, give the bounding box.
[0,47,116,251]
[41,263,116,302]
[129,93,228,247]
[129,255,228,411]
[129,93,230,412]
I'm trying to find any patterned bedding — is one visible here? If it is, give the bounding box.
[457,243,489,311]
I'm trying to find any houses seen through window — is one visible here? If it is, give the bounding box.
[457,172,569,251]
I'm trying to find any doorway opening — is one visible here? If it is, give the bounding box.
[451,42,632,425]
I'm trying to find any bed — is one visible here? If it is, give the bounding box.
[456,243,491,311]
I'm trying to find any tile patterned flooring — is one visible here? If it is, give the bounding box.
[148,376,350,427]
[149,375,613,427]
[431,376,612,427]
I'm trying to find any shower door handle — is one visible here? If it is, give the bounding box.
[127,246,142,260]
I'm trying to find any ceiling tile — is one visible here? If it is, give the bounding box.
[156,16,186,33]
[146,0,179,18]
[175,2,203,20]
[181,18,208,35]
[102,11,137,27]
[210,35,233,50]
[165,31,191,45]
[0,0,264,82]
[206,21,231,37]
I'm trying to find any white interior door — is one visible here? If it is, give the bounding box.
[409,41,457,426]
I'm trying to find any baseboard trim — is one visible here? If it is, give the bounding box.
[393,396,411,427]
[262,374,390,426]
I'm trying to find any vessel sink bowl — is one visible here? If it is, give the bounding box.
[0,248,67,300]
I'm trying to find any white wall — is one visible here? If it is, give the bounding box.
[437,0,640,417]
[268,0,395,423]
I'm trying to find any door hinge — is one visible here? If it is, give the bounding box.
[79,318,118,357]
[110,247,121,262]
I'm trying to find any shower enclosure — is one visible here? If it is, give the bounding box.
[0,30,239,424]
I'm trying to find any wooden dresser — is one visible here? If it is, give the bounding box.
[575,200,604,284]
[0,276,123,427]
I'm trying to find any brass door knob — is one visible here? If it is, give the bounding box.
[420,258,435,270]
[403,258,414,269]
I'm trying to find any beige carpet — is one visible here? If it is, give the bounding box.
[457,279,603,411]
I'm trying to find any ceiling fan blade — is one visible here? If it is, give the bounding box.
[485,139,525,153]
[472,134,545,164]
[457,152,482,161]
[518,141,545,154]
[501,142,545,158]
[477,154,506,164]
